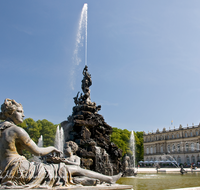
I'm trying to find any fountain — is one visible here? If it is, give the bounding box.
[141,153,180,168]
[61,65,122,175]
[37,135,43,147]
[0,98,129,189]
[63,3,122,176]
[54,125,64,152]
[95,146,113,176]
[130,131,136,170]
[160,154,180,168]
[122,131,137,176]
[0,3,134,189]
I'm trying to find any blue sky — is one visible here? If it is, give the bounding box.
[1,0,200,133]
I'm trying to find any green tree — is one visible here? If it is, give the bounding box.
[19,118,42,143]
[135,131,144,162]
[37,119,57,147]
[19,118,57,147]
[18,118,58,158]
[17,118,41,158]
[111,128,132,157]
[111,128,144,162]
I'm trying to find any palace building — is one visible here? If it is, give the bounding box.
[143,124,200,165]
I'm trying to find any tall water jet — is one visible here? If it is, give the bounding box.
[122,130,137,176]
[60,127,64,152]
[73,3,88,66]
[54,126,64,152]
[37,135,43,147]
[130,131,136,170]
[71,3,88,90]
[84,3,88,66]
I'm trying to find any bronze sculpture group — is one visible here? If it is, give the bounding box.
[0,98,122,188]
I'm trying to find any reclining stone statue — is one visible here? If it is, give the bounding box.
[0,98,122,188]
[44,141,104,186]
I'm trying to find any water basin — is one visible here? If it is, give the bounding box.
[117,173,200,190]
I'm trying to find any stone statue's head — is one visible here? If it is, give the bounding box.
[0,98,24,124]
[64,141,78,155]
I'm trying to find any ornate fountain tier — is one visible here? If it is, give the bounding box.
[61,66,122,175]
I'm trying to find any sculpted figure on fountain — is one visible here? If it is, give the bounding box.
[74,65,98,107]
[0,98,122,188]
[62,66,122,175]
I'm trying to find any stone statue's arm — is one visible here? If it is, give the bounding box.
[61,159,78,166]
[61,156,80,166]
[16,127,60,156]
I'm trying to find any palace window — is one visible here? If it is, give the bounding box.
[150,147,153,154]
[154,146,156,153]
[147,147,149,154]
[196,131,198,136]
[172,144,175,152]
[190,131,193,137]
[161,146,163,153]
[167,145,170,153]
[191,143,194,151]
[185,132,187,137]
[197,142,199,151]
[172,134,174,139]
[177,134,179,138]
[177,144,180,152]
[185,143,189,152]
[186,157,190,165]
[177,157,181,164]
[192,156,195,164]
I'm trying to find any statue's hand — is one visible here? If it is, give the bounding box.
[52,148,63,157]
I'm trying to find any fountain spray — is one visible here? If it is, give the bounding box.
[54,126,65,153]
[130,131,136,170]
[71,3,88,90]
[73,3,88,66]
[84,3,88,66]
[38,135,43,147]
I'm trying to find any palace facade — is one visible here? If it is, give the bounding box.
[143,124,200,165]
